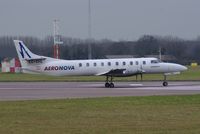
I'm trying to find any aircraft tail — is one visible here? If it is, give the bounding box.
[13,40,49,72]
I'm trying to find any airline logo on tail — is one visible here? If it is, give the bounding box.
[19,42,31,59]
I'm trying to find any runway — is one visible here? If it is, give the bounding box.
[0,81,200,100]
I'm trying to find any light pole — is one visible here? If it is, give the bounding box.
[53,19,63,59]
[88,0,92,59]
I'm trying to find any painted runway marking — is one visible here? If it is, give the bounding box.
[129,84,143,86]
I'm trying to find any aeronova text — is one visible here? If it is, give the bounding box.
[44,66,75,71]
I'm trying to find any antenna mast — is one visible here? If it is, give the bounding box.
[53,19,63,59]
[159,46,162,61]
[88,0,92,59]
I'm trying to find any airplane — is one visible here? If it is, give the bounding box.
[14,40,187,88]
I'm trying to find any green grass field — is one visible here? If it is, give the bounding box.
[0,67,199,133]
[0,66,199,82]
[0,95,200,134]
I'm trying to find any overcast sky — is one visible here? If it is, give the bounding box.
[0,0,200,41]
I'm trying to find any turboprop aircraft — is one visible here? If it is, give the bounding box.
[14,40,187,88]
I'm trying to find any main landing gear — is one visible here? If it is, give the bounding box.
[163,75,168,87]
[105,76,114,88]
[136,73,143,81]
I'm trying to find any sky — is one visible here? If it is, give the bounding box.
[0,0,200,41]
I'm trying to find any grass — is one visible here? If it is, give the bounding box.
[0,95,200,134]
[0,66,199,82]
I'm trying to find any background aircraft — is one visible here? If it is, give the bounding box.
[14,40,187,88]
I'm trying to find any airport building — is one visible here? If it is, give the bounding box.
[1,58,21,73]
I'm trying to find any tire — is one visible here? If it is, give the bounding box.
[163,81,168,87]
[110,83,114,88]
[105,83,110,88]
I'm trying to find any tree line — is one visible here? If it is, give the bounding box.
[0,35,200,64]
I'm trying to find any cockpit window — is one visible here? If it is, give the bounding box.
[151,60,159,64]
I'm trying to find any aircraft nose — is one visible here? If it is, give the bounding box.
[180,65,188,71]
[170,64,187,72]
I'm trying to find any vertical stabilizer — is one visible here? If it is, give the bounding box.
[13,40,43,68]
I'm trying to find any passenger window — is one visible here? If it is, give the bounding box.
[101,62,104,66]
[123,62,126,66]
[143,61,146,65]
[136,61,139,65]
[86,63,89,67]
[79,63,82,67]
[93,63,97,67]
[116,62,119,66]
[108,62,111,66]
[130,61,133,65]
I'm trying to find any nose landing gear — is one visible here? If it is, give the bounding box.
[163,75,168,87]
[163,81,168,86]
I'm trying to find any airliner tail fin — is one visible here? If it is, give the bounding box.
[14,40,42,59]
[14,40,47,69]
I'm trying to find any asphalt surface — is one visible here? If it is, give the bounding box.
[0,81,200,100]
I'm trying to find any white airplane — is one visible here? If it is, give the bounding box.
[14,40,187,88]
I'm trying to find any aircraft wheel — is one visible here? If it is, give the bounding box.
[105,83,110,88]
[163,81,168,87]
[110,83,114,88]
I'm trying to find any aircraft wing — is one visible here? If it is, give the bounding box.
[96,69,126,76]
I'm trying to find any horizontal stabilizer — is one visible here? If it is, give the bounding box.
[25,57,46,63]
